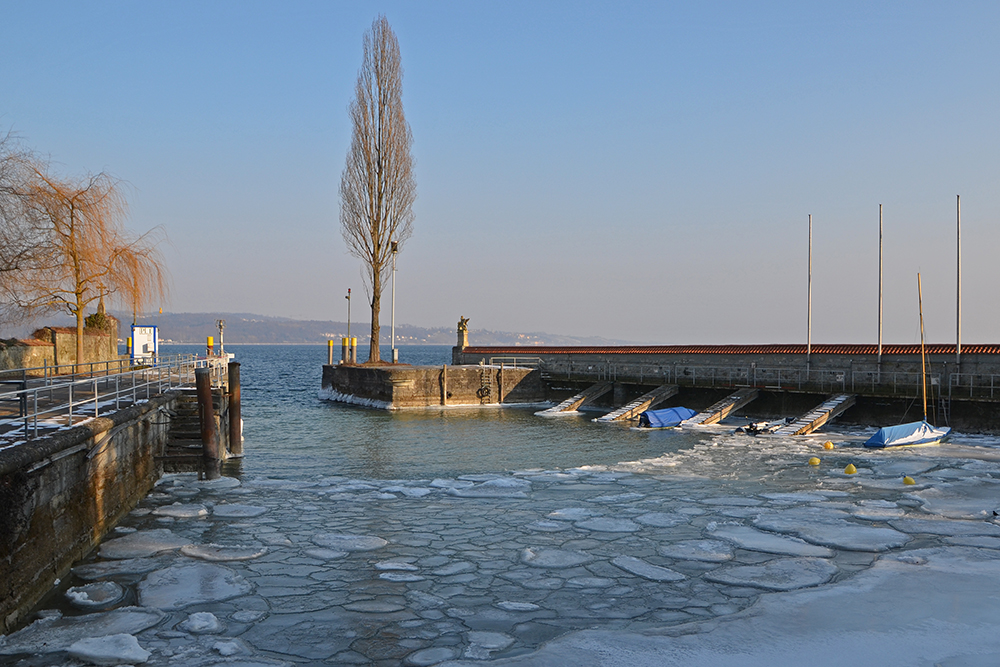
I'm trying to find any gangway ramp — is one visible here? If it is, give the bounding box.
[536,382,613,416]
[771,394,856,436]
[683,388,760,426]
[594,385,679,423]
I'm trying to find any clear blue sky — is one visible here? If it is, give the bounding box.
[3,1,998,344]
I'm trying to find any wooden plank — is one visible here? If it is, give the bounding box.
[685,388,760,425]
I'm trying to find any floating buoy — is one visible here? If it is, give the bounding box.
[823,441,835,450]
[808,457,821,466]
[903,476,916,485]
[844,464,857,475]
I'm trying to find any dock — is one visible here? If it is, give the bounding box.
[594,384,678,423]
[683,388,760,426]
[771,394,857,436]
[535,381,613,416]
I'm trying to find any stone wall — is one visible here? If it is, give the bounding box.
[39,327,120,370]
[0,341,55,377]
[0,392,179,634]
[322,364,547,408]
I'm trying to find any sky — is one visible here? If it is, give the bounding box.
[2,1,998,344]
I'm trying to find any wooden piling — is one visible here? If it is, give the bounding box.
[228,361,242,457]
[195,367,220,479]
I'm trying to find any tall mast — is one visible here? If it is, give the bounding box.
[956,195,961,365]
[878,204,883,366]
[918,272,927,422]
[807,214,812,365]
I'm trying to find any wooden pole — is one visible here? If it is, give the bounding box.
[807,214,812,369]
[957,194,962,365]
[918,273,928,423]
[195,367,220,479]
[228,361,242,457]
[878,204,883,368]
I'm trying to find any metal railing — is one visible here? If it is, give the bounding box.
[0,353,199,382]
[0,355,227,443]
[488,356,542,369]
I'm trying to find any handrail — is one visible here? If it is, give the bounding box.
[488,356,542,369]
[0,353,198,382]
[0,356,228,443]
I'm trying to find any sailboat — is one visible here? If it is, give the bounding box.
[865,273,951,448]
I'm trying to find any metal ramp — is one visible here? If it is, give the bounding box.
[593,385,678,423]
[536,382,613,416]
[771,394,856,436]
[683,388,760,426]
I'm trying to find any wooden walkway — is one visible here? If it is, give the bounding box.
[594,385,678,423]
[771,394,857,436]
[684,388,760,425]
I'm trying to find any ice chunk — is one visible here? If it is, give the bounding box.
[587,492,645,503]
[634,512,687,528]
[375,560,419,571]
[705,557,837,591]
[657,539,734,562]
[65,581,125,609]
[944,536,1000,549]
[701,496,763,506]
[304,548,347,560]
[464,631,514,659]
[709,524,835,557]
[152,503,208,518]
[0,607,165,655]
[67,633,150,665]
[190,476,241,490]
[72,557,162,580]
[850,500,906,521]
[406,647,458,665]
[447,477,531,498]
[889,518,1000,537]
[546,507,598,521]
[212,504,269,518]
[430,478,475,489]
[496,601,541,611]
[178,611,225,634]
[433,561,475,576]
[908,480,1000,519]
[344,600,405,612]
[99,529,190,559]
[528,520,571,532]
[520,548,593,569]
[380,572,425,582]
[181,544,268,561]
[138,563,253,610]
[568,576,616,587]
[754,508,910,552]
[761,492,828,502]
[398,487,432,497]
[213,639,244,656]
[312,533,388,551]
[612,555,685,581]
[575,517,641,532]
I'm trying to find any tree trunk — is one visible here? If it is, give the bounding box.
[75,308,84,373]
[369,270,381,362]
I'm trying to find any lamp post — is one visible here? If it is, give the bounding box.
[346,288,351,342]
[391,241,398,363]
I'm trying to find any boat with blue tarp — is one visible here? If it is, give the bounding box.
[637,406,697,429]
[864,420,951,448]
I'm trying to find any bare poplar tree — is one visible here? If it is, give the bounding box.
[340,15,415,363]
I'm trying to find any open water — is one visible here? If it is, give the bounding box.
[5,344,1000,666]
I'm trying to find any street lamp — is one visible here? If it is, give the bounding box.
[391,241,398,363]
[346,288,351,342]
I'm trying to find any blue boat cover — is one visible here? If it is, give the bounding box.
[864,421,951,448]
[639,406,698,429]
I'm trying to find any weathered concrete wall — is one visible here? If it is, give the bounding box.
[0,392,179,634]
[322,364,547,408]
[31,326,120,372]
[0,341,55,376]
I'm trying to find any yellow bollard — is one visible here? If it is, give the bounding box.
[844,463,857,475]
[207,335,214,356]
[903,476,916,485]
[808,457,821,466]
[327,339,335,365]
[823,441,835,450]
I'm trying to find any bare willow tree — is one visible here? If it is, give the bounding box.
[8,165,168,365]
[340,15,416,363]
[0,134,47,324]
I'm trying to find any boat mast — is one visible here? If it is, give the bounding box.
[918,272,928,422]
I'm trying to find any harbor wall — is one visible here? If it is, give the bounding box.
[0,387,233,634]
[321,364,546,408]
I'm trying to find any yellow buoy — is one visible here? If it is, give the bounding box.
[903,476,916,485]
[844,464,857,475]
[823,441,835,450]
[808,457,821,466]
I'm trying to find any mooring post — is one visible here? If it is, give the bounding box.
[195,367,220,479]
[327,340,334,365]
[350,337,358,364]
[441,364,447,406]
[228,361,242,457]
[341,337,348,364]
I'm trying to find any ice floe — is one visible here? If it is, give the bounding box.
[211,504,269,518]
[65,581,126,609]
[151,503,208,518]
[138,563,253,609]
[311,533,388,551]
[611,556,685,581]
[446,477,531,498]
[98,528,190,559]
[547,507,599,521]
[71,557,163,580]
[0,607,165,655]
[753,507,911,552]
[889,517,1000,536]
[521,548,593,569]
[181,543,269,561]
[178,611,225,634]
[67,633,150,665]
[575,517,641,532]
[705,557,837,591]
[656,539,734,562]
[708,524,835,557]
[633,511,687,527]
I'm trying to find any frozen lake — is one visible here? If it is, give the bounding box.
[4,345,1000,666]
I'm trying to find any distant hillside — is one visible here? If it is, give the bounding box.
[120,312,635,346]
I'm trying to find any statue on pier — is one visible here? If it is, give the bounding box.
[457,316,469,349]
